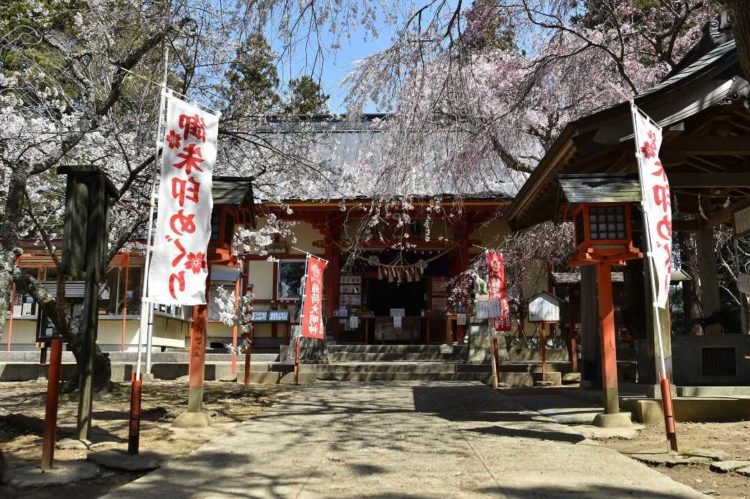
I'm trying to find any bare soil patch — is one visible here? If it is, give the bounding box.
[603,421,750,498]
[0,379,294,498]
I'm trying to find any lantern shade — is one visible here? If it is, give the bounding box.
[557,173,641,205]
[557,173,642,266]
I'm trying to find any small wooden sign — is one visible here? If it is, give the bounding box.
[528,292,560,323]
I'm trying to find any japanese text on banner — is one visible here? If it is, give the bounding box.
[148,96,220,305]
[633,106,672,308]
[301,255,328,339]
[486,251,511,331]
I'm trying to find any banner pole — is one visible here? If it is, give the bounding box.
[631,102,678,452]
[130,47,168,455]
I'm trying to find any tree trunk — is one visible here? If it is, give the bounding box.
[722,1,750,80]
[14,271,112,391]
[0,165,30,338]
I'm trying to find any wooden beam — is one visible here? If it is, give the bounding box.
[668,172,750,188]
[663,136,750,156]
[704,198,750,228]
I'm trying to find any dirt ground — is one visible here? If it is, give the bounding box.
[603,421,750,498]
[0,379,296,498]
[2,380,749,498]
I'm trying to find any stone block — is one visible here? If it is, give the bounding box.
[88,449,162,471]
[709,460,750,473]
[172,411,211,428]
[531,371,561,386]
[8,461,99,488]
[593,412,633,428]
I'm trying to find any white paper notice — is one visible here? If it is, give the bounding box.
[349,316,359,329]
[487,300,501,319]
[393,316,402,329]
[476,301,488,320]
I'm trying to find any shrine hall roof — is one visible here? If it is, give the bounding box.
[219,114,526,203]
[507,26,747,230]
[212,176,254,206]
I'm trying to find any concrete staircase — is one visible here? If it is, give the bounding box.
[0,345,575,387]
[259,344,575,386]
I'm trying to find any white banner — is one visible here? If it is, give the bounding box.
[148,95,220,305]
[632,105,672,308]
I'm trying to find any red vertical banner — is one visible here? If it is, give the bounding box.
[486,251,511,331]
[301,255,328,339]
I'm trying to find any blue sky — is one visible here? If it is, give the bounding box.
[271,22,399,114]
[267,1,468,114]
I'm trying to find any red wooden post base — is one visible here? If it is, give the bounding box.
[41,337,63,469]
[128,374,143,455]
[188,304,208,413]
[659,372,679,452]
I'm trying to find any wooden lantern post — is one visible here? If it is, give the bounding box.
[560,174,643,425]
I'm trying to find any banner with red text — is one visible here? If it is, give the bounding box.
[148,95,220,305]
[486,251,511,331]
[632,105,672,308]
[301,255,328,339]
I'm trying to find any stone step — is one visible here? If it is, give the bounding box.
[326,344,468,355]
[492,361,573,374]
[0,351,279,363]
[327,352,463,362]
[313,372,495,382]
[284,362,463,374]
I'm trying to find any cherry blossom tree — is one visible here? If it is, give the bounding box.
[0,0,396,387]
[341,0,715,282]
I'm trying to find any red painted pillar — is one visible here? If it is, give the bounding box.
[187,301,208,413]
[127,374,143,454]
[323,224,341,341]
[41,337,62,469]
[596,263,620,414]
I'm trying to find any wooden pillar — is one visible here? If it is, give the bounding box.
[580,265,600,386]
[697,227,721,335]
[317,215,342,342]
[231,277,240,375]
[187,302,208,413]
[324,230,341,341]
[678,232,702,335]
[41,337,62,469]
[76,178,107,441]
[187,276,210,415]
[121,253,131,352]
[567,287,578,373]
[597,263,620,414]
